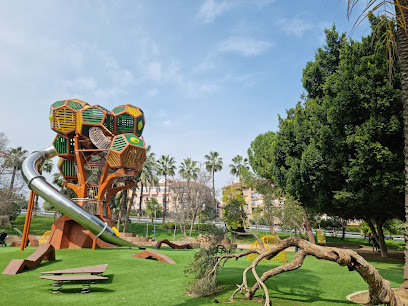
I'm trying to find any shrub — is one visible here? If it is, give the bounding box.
[162,222,176,229]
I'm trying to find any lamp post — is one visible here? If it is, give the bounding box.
[153,204,158,241]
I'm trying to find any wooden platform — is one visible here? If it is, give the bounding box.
[132,250,176,264]
[40,275,108,294]
[2,244,55,275]
[41,264,108,275]
[155,239,192,250]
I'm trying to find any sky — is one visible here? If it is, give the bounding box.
[0,0,372,195]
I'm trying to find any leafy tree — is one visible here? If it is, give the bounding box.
[204,151,223,222]
[346,0,408,289]
[273,197,305,234]
[157,154,176,222]
[247,131,276,180]
[145,197,162,224]
[221,186,248,231]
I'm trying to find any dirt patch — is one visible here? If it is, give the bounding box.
[347,290,408,305]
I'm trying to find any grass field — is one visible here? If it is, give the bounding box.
[0,245,404,305]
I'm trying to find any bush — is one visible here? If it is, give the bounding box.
[162,222,176,229]
[129,211,138,216]
[346,225,360,233]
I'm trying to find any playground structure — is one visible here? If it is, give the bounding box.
[21,99,147,250]
[155,239,193,250]
[132,250,176,264]
[247,235,287,263]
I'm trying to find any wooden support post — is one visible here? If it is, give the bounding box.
[21,191,35,251]
[92,238,97,250]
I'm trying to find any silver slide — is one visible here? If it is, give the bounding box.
[21,146,136,248]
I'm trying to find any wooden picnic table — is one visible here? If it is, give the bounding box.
[40,275,108,294]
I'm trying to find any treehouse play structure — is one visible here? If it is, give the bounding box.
[20,99,147,250]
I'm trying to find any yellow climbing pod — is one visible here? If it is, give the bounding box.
[247,235,287,263]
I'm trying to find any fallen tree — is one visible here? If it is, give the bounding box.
[194,235,403,305]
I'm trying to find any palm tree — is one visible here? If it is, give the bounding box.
[204,151,223,222]
[5,146,28,191]
[347,0,408,291]
[179,157,199,235]
[136,145,159,224]
[229,155,249,182]
[40,159,53,174]
[157,155,176,223]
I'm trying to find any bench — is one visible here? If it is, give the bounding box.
[40,275,108,293]
[41,264,108,276]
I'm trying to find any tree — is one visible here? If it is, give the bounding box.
[221,186,248,231]
[347,0,408,292]
[204,151,223,222]
[145,197,162,224]
[4,146,27,191]
[179,157,199,206]
[157,154,176,223]
[137,146,159,224]
[229,155,249,182]
[247,131,277,180]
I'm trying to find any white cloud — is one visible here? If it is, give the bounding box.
[197,0,231,23]
[278,17,313,37]
[196,0,276,23]
[218,36,272,56]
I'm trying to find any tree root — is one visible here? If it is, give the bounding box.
[211,236,403,306]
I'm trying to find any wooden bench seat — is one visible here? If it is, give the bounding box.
[41,264,108,275]
[40,275,108,294]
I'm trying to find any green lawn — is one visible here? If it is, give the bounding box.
[0,245,404,305]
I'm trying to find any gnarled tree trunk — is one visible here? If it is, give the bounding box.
[210,236,402,305]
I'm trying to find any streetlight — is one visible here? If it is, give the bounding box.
[153,204,158,241]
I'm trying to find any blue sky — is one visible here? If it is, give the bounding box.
[0,0,371,192]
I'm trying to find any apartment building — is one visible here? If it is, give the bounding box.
[132,179,215,214]
[221,182,285,219]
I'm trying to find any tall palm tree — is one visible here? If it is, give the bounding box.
[229,155,249,182]
[137,150,159,224]
[157,154,176,223]
[5,146,28,191]
[179,157,199,236]
[347,0,408,291]
[204,151,223,222]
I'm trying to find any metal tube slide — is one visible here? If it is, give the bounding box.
[21,146,136,248]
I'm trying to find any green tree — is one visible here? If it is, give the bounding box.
[221,186,248,231]
[247,131,276,180]
[204,151,223,222]
[137,145,159,224]
[347,0,408,289]
[145,197,162,224]
[4,146,27,191]
[157,154,176,223]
